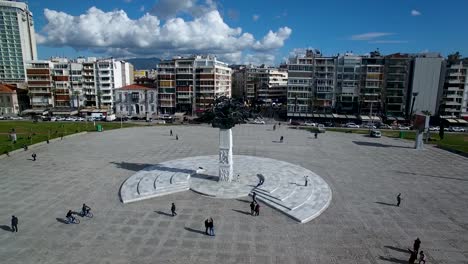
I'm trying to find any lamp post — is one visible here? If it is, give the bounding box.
[409,92,419,121]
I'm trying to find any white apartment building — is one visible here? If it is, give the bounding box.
[286,49,315,117]
[314,56,337,112]
[441,61,468,118]
[114,84,157,119]
[0,0,38,82]
[336,54,361,114]
[25,60,54,109]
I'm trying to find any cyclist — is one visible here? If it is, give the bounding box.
[81,204,91,216]
[66,210,75,223]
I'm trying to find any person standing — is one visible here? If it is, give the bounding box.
[304,176,309,186]
[413,238,421,253]
[176,134,179,140]
[314,132,318,139]
[418,251,426,264]
[250,201,256,216]
[408,249,417,264]
[11,215,18,232]
[209,218,215,236]
[204,219,209,235]
[273,125,276,131]
[32,152,37,161]
[170,129,173,136]
[254,203,260,216]
[280,136,284,143]
[171,203,177,217]
[252,192,257,202]
[397,193,402,207]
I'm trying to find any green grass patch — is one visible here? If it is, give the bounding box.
[303,127,468,155]
[0,121,138,154]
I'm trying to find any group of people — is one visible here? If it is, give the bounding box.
[204,218,215,236]
[250,201,260,216]
[408,237,426,264]
[66,203,91,223]
[169,130,178,140]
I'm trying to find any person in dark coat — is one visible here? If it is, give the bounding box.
[250,201,256,215]
[314,132,318,139]
[280,136,284,143]
[408,249,417,264]
[254,203,260,216]
[11,215,18,232]
[204,219,209,235]
[252,192,257,202]
[171,203,177,217]
[397,193,402,207]
[176,134,179,140]
[413,238,421,253]
[32,153,37,161]
[208,218,215,236]
[170,129,173,136]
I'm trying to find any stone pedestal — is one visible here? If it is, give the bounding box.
[218,129,233,182]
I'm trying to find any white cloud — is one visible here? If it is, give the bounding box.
[244,53,275,66]
[150,0,216,19]
[351,32,394,41]
[37,7,292,63]
[252,14,260,21]
[411,10,421,16]
[369,40,408,44]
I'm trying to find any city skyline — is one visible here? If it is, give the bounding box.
[27,0,468,65]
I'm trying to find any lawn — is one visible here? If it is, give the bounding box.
[303,127,468,155]
[0,121,138,154]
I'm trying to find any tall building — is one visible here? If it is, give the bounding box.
[0,0,37,82]
[286,49,316,117]
[25,60,53,109]
[383,54,412,118]
[440,60,468,118]
[314,56,337,113]
[360,53,385,115]
[156,55,231,114]
[335,54,360,114]
[408,53,444,116]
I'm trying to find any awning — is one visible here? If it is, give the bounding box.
[446,119,458,124]
[174,112,185,117]
[21,109,48,115]
[360,115,371,121]
[52,110,78,115]
[387,117,396,121]
[346,115,358,119]
[79,109,108,113]
[456,119,468,124]
[396,117,406,121]
[325,114,334,118]
[370,116,381,121]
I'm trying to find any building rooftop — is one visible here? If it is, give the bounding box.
[0,83,16,93]
[115,84,154,91]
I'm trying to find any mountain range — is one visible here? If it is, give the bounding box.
[126,57,161,70]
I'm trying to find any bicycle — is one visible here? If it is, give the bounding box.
[80,210,93,218]
[66,217,80,224]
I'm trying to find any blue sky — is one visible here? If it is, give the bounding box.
[30,0,468,64]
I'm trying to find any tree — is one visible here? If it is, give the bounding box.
[447,52,462,65]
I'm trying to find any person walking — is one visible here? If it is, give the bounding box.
[171,203,177,217]
[176,134,179,140]
[418,251,426,264]
[280,136,284,143]
[304,175,309,186]
[11,215,18,232]
[314,132,318,139]
[204,219,209,235]
[408,249,417,264]
[397,193,402,207]
[254,203,260,216]
[250,201,256,216]
[413,238,421,253]
[32,152,37,161]
[170,129,173,136]
[208,218,215,236]
[273,125,276,131]
[252,192,257,202]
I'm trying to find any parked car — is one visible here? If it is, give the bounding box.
[364,124,376,129]
[449,126,465,132]
[56,117,66,121]
[398,126,411,130]
[324,122,334,127]
[317,124,326,133]
[429,126,440,131]
[290,121,301,126]
[345,123,360,128]
[0,116,5,120]
[379,124,392,129]
[253,119,265,124]
[304,121,316,126]
[76,117,85,122]
[115,116,128,122]
[65,117,76,121]
[41,116,51,121]
[370,130,382,138]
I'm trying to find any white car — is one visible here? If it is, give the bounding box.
[76,117,85,122]
[345,123,360,128]
[429,126,440,131]
[253,119,265,124]
[50,117,57,122]
[304,121,316,127]
[56,117,65,121]
[398,126,411,130]
[65,117,76,121]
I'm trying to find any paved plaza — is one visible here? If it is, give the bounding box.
[1,124,468,264]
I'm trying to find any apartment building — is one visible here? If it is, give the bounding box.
[114,84,157,119]
[335,54,360,114]
[440,60,468,118]
[156,55,231,114]
[25,60,53,109]
[360,54,384,115]
[314,56,337,113]
[383,54,413,118]
[0,0,37,83]
[286,49,315,117]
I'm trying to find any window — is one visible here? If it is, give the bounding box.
[151,105,155,112]
[150,92,154,101]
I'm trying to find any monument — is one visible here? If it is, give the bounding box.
[210,96,249,182]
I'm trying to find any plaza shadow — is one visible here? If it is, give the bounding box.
[0,225,12,232]
[155,211,173,217]
[184,227,206,235]
[191,173,218,182]
[111,161,194,174]
[375,201,398,207]
[378,256,407,263]
[236,198,251,203]
[393,170,468,182]
[232,209,251,215]
[384,246,410,253]
[352,141,412,149]
[55,218,69,224]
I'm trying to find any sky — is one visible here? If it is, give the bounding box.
[28,0,468,65]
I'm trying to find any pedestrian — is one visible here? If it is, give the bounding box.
[304,175,309,186]
[23,144,28,151]
[413,237,421,253]
[418,251,426,264]
[204,219,209,235]
[280,136,284,143]
[250,201,256,215]
[254,203,260,216]
[273,125,276,131]
[278,122,281,126]
[170,129,173,136]
[209,218,215,236]
[236,174,240,182]
[314,132,318,139]
[11,215,18,232]
[252,192,257,202]
[397,193,402,207]
[32,152,37,161]
[176,134,179,140]
[171,202,177,217]
[408,249,417,264]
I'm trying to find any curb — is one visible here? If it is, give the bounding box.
[0,131,88,160]
[436,145,468,158]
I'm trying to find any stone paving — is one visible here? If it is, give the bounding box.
[1,124,468,263]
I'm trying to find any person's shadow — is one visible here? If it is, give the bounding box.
[378,256,407,263]
[55,218,69,224]
[375,201,398,207]
[184,227,206,235]
[155,211,173,217]
[232,209,251,215]
[0,225,12,232]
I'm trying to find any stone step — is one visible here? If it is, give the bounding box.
[137,174,159,195]
[253,192,290,211]
[156,183,189,193]
[254,173,281,193]
[281,184,316,211]
[170,172,191,184]
[256,181,298,201]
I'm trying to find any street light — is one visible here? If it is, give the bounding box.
[409,91,419,120]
